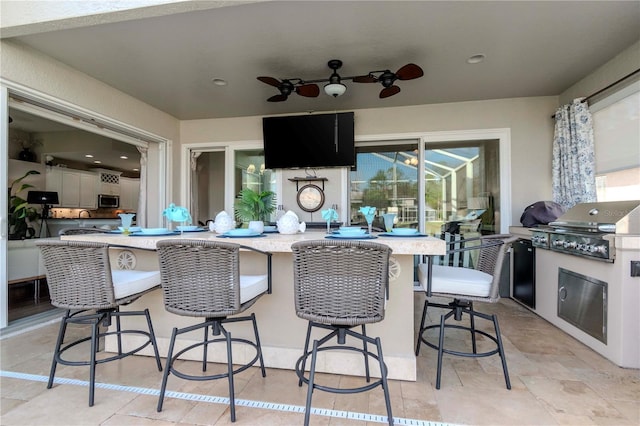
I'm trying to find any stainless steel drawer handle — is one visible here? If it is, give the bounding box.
[558,286,567,302]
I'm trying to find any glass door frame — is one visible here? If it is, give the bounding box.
[1,86,9,329]
[180,140,279,218]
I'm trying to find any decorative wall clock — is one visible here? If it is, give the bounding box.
[296,184,325,212]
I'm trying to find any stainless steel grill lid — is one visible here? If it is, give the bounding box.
[549,200,640,234]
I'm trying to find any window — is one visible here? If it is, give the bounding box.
[592,87,640,202]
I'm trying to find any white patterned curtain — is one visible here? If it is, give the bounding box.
[552,99,597,209]
[136,146,148,227]
[190,151,202,224]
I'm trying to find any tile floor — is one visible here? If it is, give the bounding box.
[1,294,638,425]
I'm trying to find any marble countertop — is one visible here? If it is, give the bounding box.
[61,230,446,255]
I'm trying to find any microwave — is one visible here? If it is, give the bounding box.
[98,194,120,208]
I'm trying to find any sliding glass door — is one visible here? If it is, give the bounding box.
[350,138,501,236]
[191,146,275,225]
[350,142,419,230]
[424,140,500,236]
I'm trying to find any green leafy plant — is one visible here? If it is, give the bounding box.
[8,170,40,240]
[234,188,276,223]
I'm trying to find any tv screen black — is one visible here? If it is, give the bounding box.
[263,112,355,169]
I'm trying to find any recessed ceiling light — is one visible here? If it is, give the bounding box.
[467,54,486,64]
[120,155,128,159]
[85,154,94,158]
[93,160,101,164]
[212,78,227,86]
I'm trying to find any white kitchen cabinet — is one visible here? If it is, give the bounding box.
[61,171,80,206]
[45,168,98,208]
[119,177,139,211]
[79,173,98,208]
[45,168,63,205]
[96,169,121,195]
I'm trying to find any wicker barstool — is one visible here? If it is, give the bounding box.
[36,240,162,406]
[291,240,394,426]
[416,234,517,389]
[155,239,272,422]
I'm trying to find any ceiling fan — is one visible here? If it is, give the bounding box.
[256,76,320,102]
[257,59,423,102]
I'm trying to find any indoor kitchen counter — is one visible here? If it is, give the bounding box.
[47,218,121,236]
[61,230,446,381]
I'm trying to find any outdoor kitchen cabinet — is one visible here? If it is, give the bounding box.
[513,238,535,308]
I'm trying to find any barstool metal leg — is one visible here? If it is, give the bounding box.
[203,320,209,372]
[415,299,428,356]
[48,310,69,390]
[89,318,100,407]
[469,303,477,354]
[251,313,266,377]
[222,325,236,422]
[143,308,163,371]
[157,327,179,412]
[493,314,511,389]
[115,313,123,355]
[304,339,320,426]
[376,337,393,426]
[361,324,371,382]
[298,322,313,387]
[435,314,446,390]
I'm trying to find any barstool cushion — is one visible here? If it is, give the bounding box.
[240,274,269,304]
[418,264,492,297]
[112,270,161,299]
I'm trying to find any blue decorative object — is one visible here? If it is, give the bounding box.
[359,206,376,233]
[321,208,338,233]
[162,203,192,232]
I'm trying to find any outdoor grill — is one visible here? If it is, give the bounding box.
[531,200,640,262]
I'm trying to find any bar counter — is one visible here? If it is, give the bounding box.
[62,231,445,381]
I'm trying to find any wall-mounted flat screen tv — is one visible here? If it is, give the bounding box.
[263,112,355,169]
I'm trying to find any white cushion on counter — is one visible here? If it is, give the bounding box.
[418,263,492,297]
[112,270,161,299]
[240,274,269,303]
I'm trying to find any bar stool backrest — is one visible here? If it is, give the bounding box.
[37,240,117,310]
[291,240,391,326]
[156,239,242,317]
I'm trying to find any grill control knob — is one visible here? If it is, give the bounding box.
[532,235,547,244]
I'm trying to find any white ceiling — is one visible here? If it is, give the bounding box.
[3,1,639,120]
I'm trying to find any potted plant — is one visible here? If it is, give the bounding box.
[8,170,41,240]
[234,188,276,233]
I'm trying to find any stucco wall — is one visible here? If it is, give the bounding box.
[1,40,179,140]
[1,39,180,220]
[181,96,558,227]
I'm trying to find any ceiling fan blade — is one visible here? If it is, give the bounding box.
[380,85,401,99]
[257,76,282,87]
[395,63,423,80]
[267,94,288,102]
[296,84,320,97]
[352,74,377,83]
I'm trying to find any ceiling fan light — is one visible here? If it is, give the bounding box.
[324,82,347,97]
